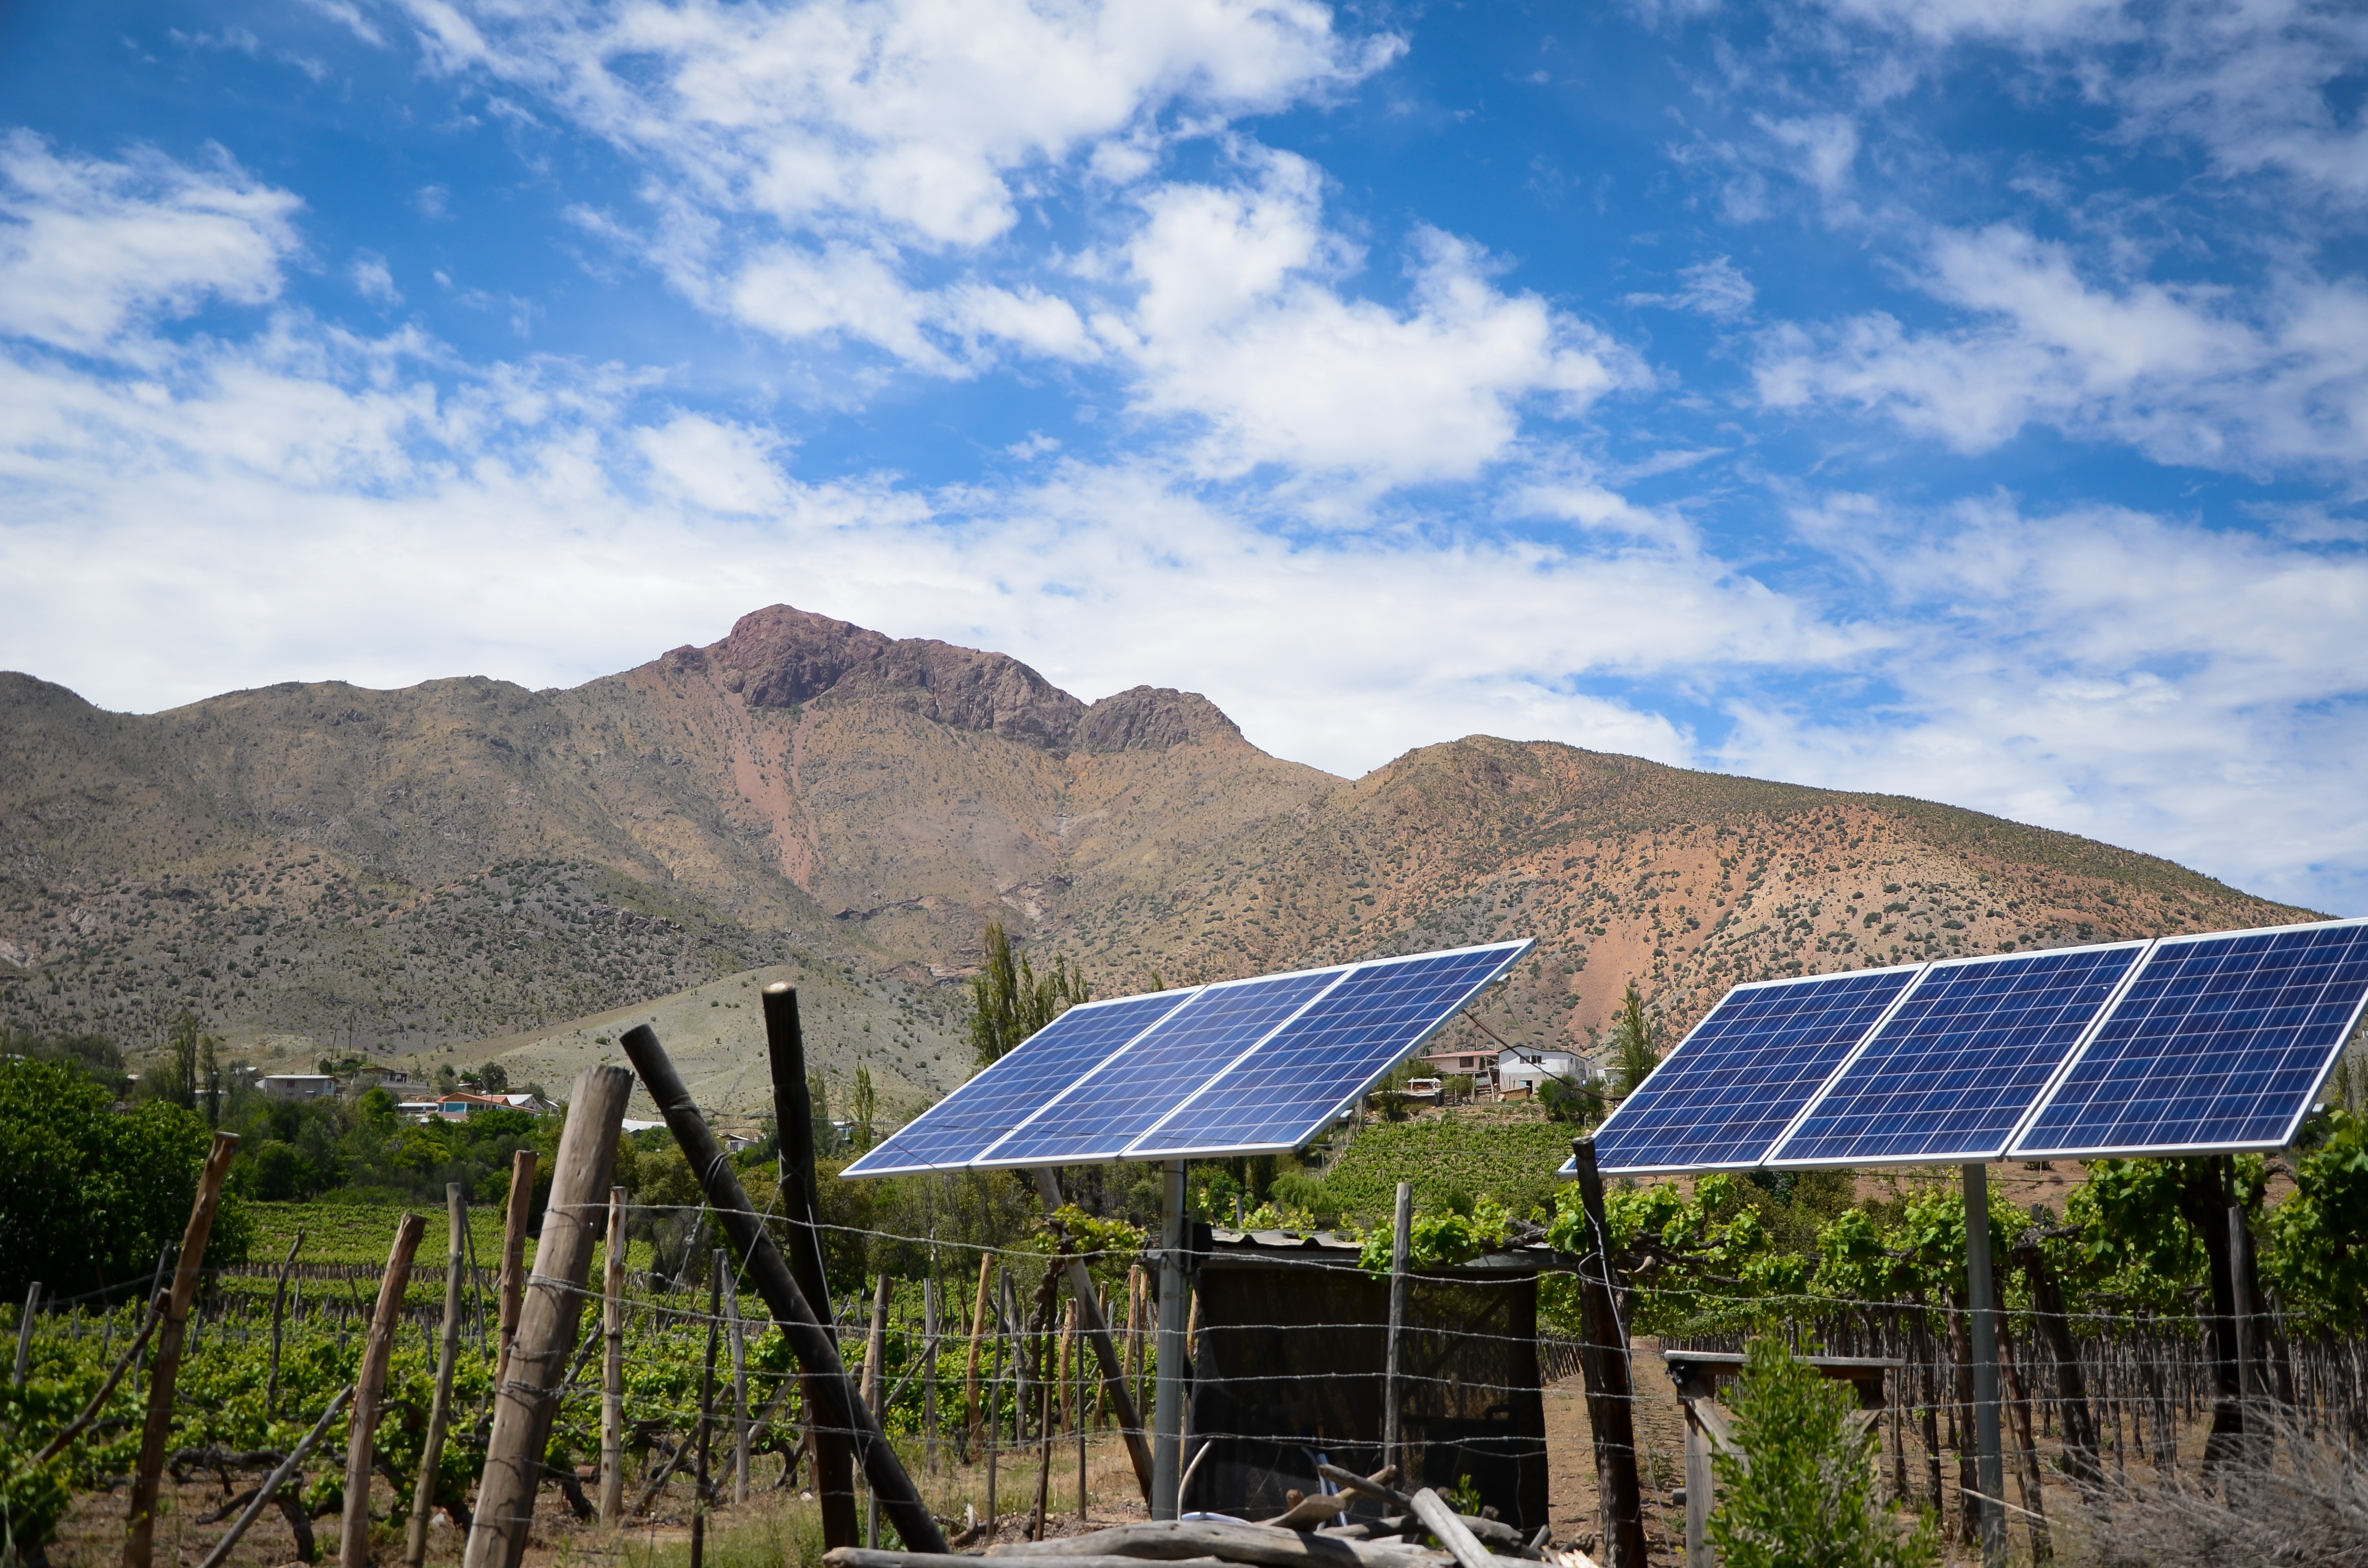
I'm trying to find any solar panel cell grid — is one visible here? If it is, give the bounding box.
[839,989,1196,1176]
[979,968,1342,1166]
[1130,943,1525,1157]
[1770,943,2145,1167]
[1590,966,1923,1175]
[2012,920,2368,1159]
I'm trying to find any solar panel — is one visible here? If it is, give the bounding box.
[2011,919,2368,1160]
[1767,941,2148,1168]
[976,968,1344,1167]
[840,989,1197,1176]
[1589,965,1924,1175]
[1129,941,1531,1159]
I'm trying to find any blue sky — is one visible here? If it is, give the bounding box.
[1,0,2363,914]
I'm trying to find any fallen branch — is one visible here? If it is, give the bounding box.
[196,1386,353,1568]
[984,1519,1448,1568]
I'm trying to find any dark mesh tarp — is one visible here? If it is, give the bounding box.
[1179,1257,1548,1531]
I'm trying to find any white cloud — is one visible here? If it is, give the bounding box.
[410,0,1399,249]
[1741,488,2368,911]
[1107,154,1638,490]
[351,250,401,305]
[1758,113,1859,197]
[635,412,794,514]
[1625,255,1756,318]
[0,132,301,357]
[1817,0,2128,45]
[1755,223,2368,469]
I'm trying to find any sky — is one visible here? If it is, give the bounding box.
[0,1,2363,915]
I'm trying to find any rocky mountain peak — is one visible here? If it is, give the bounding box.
[666,604,1241,754]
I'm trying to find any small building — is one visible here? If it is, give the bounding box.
[1419,1047,1497,1090]
[1496,1048,1594,1099]
[422,1090,517,1120]
[259,1073,338,1100]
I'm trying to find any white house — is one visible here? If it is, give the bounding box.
[259,1073,338,1100]
[1495,1048,1594,1097]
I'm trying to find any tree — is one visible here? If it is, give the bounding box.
[967,919,1089,1067]
[198,1029,223,1126]
[153,1010,203,1109]
[1609,982,1661,1099]
[851,1062,877,1150]
[0,1058,254,1302]
[1709,1335,1937,1568]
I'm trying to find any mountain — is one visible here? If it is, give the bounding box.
[0,604,2313,1114]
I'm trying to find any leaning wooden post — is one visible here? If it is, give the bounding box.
[405,1190,468,1568]
[266,1231,305,1418]
[343,1212,427,1568]
[761,983,861,1551]
[1383,1180,1413,1478]
[1029,1168,1156,1503]
[623,1020,949,1554]
[461,1066,633,1568]
[123,1130,238,1568]
[494,1148,537,1387]
[599,1185,627,1525]
[1568,1137,1647,1568]
[863,1273,889,1547]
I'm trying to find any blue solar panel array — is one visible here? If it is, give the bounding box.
[1588,966,1923,1175]
[1133,943,1527,1159]
[842,939,1531,1176]
[843,989,1194,1176]
[2011,920,2368,1159]
[1768,942,2146,1167]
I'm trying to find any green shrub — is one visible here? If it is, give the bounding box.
[1708,1336,1937,1568]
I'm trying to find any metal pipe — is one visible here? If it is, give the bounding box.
[1963,1164,2006,1568]
[1150,1161,1187,1520]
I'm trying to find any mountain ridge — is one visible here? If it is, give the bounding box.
[0,604,2314,1105]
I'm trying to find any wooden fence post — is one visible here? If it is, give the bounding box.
[406,1189,467,1568]
[600,1185,627,1525]
[123,1130,239,1568]
[965,1255,995,1460]
[625,1020,948,1555]
[728,1255,752,1506]
[460,1066,633,1568]
[1568,1137,1647,1568]
[762,983,860,1551]
[267,1232,304,1418]
[1028,1168,1155,1503]
[343,1212,427,1568]
[693,1250,723,1568]
[495,1149,537,1387]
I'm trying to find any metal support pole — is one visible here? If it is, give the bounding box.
[1963,1164,2006,1568]
[1383,1181,1413,1477]
[1150,1161,1187,1520]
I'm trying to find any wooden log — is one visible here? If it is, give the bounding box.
[343,1211,427,1568]
[495,1148,537,1387]
[1030,1169,1156,1503]
[600,1186,627,1525]
[764,983,860,1551]
[461,1065,633,1568]
[1406,1491,1492,1568]
[985,1519,1449,1568]
[626,1021,948,1555]
[197,1386,353,1568]
[405,1189,467,1568]
[1565,1139,1646,1568]
[124,1130,239,1568]
[840,1554,1231,1568]
[1309,1468,1514,1548]
[267,1231,306,1418]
